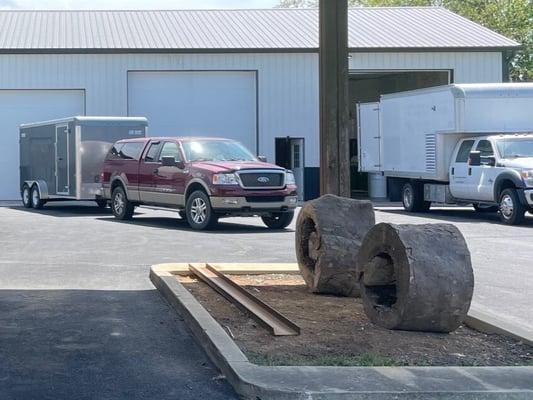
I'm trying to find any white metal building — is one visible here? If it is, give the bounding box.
[0,8,519,201]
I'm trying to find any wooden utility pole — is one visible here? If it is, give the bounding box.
[319,0,350,197]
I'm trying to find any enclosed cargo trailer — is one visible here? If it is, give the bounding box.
[19,116,147,209]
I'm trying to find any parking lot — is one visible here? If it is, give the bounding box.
[0,201,532,398]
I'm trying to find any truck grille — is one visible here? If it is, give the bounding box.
[237,170,285,189]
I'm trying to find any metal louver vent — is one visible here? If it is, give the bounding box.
[425,133,437,172]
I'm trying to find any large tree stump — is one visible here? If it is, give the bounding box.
[356,222,474,333]
[295,194,375,297]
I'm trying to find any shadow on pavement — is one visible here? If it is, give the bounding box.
[0,289,238,400]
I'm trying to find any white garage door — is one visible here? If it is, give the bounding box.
[0,90,85,200]
[128,71,257,152]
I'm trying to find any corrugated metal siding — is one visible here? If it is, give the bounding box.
[0,52,321,164]
[0,8,519,51]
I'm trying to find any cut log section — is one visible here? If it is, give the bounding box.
[356,222,474,333]
[295,194,375,297]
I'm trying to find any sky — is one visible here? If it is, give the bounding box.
[0,0,281,9]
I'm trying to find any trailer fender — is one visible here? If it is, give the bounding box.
[24,180,49,200]
[494,171,528,205]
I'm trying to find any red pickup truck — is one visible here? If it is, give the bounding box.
[100,136,298,230]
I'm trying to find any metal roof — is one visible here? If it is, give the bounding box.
[0,8,519,53]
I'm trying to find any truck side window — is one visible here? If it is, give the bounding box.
[475,140,494,157]
[158,142,181,162]
[118,142,144,160]
[455,140,475,163]
[108,143,124,159]
[145,142,161,162]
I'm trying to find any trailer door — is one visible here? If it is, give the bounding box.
[56,124,70,195]
[357,103,381,172]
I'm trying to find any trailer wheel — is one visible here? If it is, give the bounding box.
[111,186,134,220]
[262,211,294,229]
[21,184,32,208]
[31,185,45,209]
[499,188,525,225]
[185,190,217,230]
[402,182,430,212]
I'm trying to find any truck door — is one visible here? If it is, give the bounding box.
[465,139,499,201]
[55,124,70,195]
[449,139,475,199]
[141,140,186,206]
[356,102,381,173]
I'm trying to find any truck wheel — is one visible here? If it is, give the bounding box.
[111,187,134,220]
[31,185,45,209]
[499,188,525,225]
[186,190,217,230]
[21,184,32,208]
[402,182,430,212]
[262,211,294,229]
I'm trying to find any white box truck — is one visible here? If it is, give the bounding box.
[357,83,533,225]
[19,116,147,209]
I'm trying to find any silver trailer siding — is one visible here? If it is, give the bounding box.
[19,116,147,206]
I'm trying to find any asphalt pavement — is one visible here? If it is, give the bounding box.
[0,201,532,399]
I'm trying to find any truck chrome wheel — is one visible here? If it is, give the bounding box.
[111,186,134,220]
[499,188,525,225]
[186,190,217,230]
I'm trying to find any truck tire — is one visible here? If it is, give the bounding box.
[186,190,217,230]
[402,182,430,212]
[31,185,45,209]
[21,184,32,208]
[111,186,134,220]
[261,211,294,229]
[499,188,526,225]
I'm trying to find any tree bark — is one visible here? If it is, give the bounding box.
[356,222,474,333]
[295,194,375,297]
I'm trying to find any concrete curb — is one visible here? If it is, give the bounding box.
[150,263,533,400]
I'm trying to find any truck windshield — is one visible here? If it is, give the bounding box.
[183,140,257,162]
[496,137,533,159]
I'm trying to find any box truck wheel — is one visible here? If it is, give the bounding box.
[31,185,45,209]
[402,182,430,212]
[21,184,32,208]
[499,188,525,225]
[111,186,134,220]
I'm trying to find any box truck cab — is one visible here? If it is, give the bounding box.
[357,83,533,225]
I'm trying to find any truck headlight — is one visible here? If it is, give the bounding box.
[520,169,533,187]
[213,173,239,185]
[286,171,296,185]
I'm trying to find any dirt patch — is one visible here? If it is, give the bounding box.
[178,273,533,367]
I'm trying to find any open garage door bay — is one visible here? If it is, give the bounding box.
[127,71,257,153]
[0,90,85,200]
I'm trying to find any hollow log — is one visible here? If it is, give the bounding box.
[295,194,375,297]
[356,222,474,333]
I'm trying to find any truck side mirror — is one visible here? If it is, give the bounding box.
[468,151,481,166]
[257,155,267,162]
[161,156,184,169]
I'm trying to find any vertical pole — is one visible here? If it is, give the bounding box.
[319,0,350,197]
